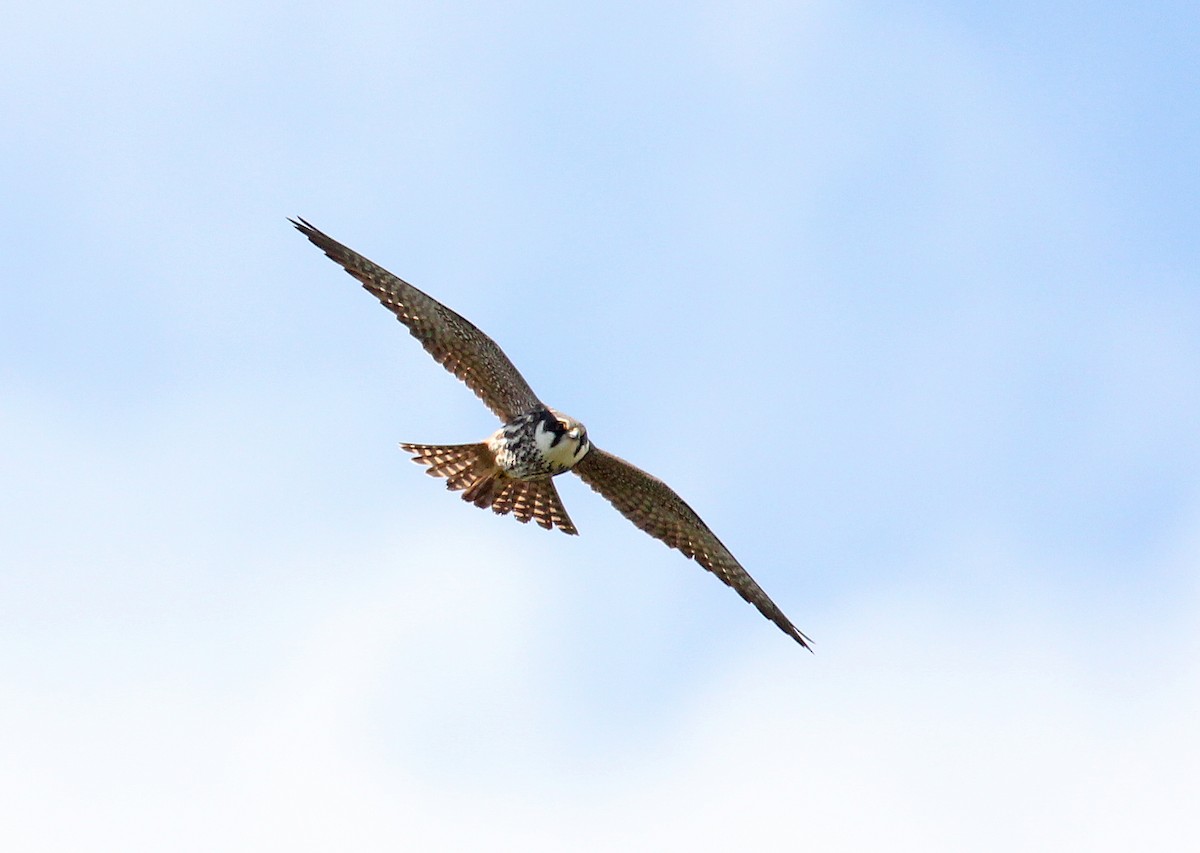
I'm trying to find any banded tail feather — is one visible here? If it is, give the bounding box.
[400,442,578,535]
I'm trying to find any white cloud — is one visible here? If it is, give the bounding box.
[3,539,1195,851]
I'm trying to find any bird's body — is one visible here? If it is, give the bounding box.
[400,408,588,535]
[488,409,590,479]
[293,218,812,650]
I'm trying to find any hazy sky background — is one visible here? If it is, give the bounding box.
[3,2,1198,850]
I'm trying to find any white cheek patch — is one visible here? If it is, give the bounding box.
[533,420,556,454]
[535,421,583,469]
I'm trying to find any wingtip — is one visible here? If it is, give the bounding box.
[788,625,815,653]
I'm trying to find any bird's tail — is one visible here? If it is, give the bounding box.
[400,442,578,535]
[400,442,495,493]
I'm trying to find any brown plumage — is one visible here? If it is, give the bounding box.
[293,217,811,650]
[573,448,810,648]
[293,219,540,422]
[401,442,577,534]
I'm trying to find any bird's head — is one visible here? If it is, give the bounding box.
[545,409,591,466]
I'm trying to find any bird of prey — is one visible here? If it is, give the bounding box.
[292,218,812,650]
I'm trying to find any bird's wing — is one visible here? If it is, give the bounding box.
[292,218,543,422]
[572,446,812,650]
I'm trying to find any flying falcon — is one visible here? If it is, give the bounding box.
[292,218,812,650]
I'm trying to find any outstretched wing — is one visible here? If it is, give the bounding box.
[573,446,812,650]
[292,218,543,422]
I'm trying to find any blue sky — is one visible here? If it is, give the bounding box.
[2,1,1198,849]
